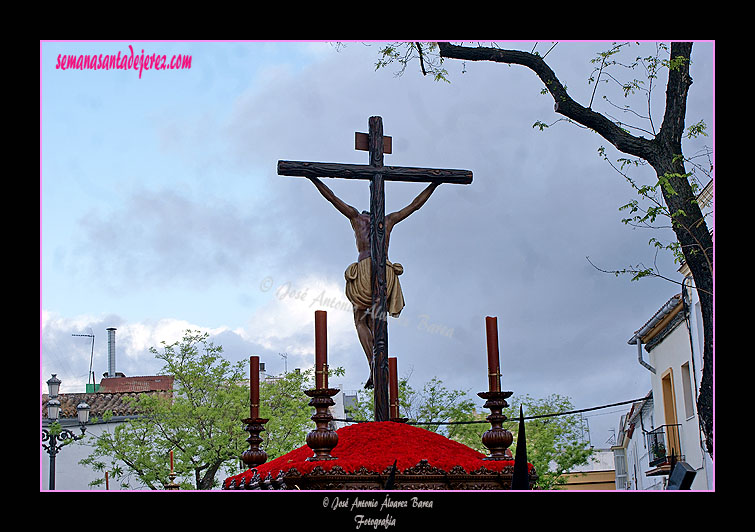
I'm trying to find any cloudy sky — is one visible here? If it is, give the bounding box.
[40,40,714,447]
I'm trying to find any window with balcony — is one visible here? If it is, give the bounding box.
[646,424,684,475]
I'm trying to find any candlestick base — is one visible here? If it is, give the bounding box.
[477,390,514,460]
[165,471,180,490]
[241,417,269,468]
[304,388,340,461]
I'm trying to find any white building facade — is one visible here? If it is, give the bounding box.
[618,288,712,490]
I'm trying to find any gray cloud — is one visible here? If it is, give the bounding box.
[72,186,294,291]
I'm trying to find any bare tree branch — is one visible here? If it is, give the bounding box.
[436,42,656,160]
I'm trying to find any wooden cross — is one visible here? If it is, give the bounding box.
[278,116,472,422]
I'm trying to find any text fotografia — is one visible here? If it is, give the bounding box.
[353,515,396,530]
[55,45,191,79]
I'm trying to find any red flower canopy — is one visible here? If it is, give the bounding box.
[224,421,532,489]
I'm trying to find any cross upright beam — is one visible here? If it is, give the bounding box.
[367,116,389,423]
[278,116,472,422]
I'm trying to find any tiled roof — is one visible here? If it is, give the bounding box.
[98,375,174,393]
[42,390,172,419]
[41,375,174,420]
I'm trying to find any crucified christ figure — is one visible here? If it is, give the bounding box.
[307,176,440,388]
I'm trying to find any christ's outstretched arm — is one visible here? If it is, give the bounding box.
[307,177,359,219]
[386,182,440,230]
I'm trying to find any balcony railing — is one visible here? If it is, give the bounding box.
[647,424,683,467]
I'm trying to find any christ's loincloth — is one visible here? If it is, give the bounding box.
[344,257,405,317]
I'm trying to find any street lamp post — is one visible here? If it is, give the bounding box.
[42,374,90,490]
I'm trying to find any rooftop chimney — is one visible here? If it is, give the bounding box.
[107,327,117,378]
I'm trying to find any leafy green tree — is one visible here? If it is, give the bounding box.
[80,330,249,490]
[79,331,346,489]
[504,394,594,490]
[445,409,488,454]
[373,41,713,455]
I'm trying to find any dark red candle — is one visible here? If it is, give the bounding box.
[250,356,260,418]
[389,357,399,419]
[485,316,501,392]
[315,310,328,389]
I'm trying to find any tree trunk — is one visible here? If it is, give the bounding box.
[437,41,713,455]
[646,43,713,455]
[196,461,222,490]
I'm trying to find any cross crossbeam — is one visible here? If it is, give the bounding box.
[276,161,472,184]
[278,116,472,422]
